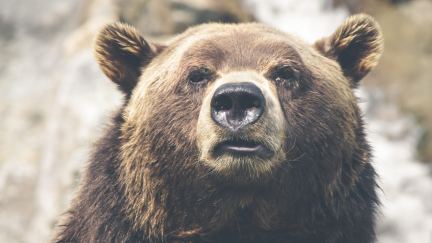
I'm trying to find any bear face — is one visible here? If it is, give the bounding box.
[86,14,382,241]
[95,15,382,185]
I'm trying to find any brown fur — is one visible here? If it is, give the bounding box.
[94,23,164,94]
[54,14,383,243]
[314,14,383,84]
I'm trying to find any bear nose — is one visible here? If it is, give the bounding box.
[211,82,265,132]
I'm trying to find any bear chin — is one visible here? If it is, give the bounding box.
[204,150,281,184]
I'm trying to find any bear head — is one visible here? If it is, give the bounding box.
[93,14,383,236]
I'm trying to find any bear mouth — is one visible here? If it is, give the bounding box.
[213,139,273,159]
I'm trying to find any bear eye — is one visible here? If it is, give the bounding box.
[272,66,301,89]
[188,68,213,84]
[273,66,298,83]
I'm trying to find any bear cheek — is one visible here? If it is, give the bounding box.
[196,83,221,162]
[289,90,356,169]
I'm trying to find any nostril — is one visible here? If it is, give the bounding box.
[213,94,232,112]
[240,93,262,110]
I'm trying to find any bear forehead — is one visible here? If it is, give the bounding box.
[168,23,311,71]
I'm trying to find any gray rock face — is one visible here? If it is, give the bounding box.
[117,0,252,36]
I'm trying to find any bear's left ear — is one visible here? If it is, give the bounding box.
[314,14,383,86]
[94,23,165,94]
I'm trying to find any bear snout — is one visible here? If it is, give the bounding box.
[196,71,287,180]
[210,82,265,132]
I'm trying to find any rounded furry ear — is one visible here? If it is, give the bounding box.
[94,23,165,94]
[314,14,383,85]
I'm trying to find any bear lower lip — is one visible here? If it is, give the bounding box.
[213,140,273,159]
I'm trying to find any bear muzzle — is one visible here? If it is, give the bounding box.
[196,71,287,177]
[209,82,274,159]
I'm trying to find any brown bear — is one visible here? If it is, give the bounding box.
[54,14,383,243]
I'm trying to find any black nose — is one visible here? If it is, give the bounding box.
[211,82,265,131]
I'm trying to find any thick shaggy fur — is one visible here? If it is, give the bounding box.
[54,14,383,243]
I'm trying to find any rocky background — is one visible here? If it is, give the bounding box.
[0,0,430,242]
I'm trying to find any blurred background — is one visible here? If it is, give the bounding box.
[0,0,431,242]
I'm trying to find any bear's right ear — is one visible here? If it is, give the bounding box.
[94,23,165,94]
